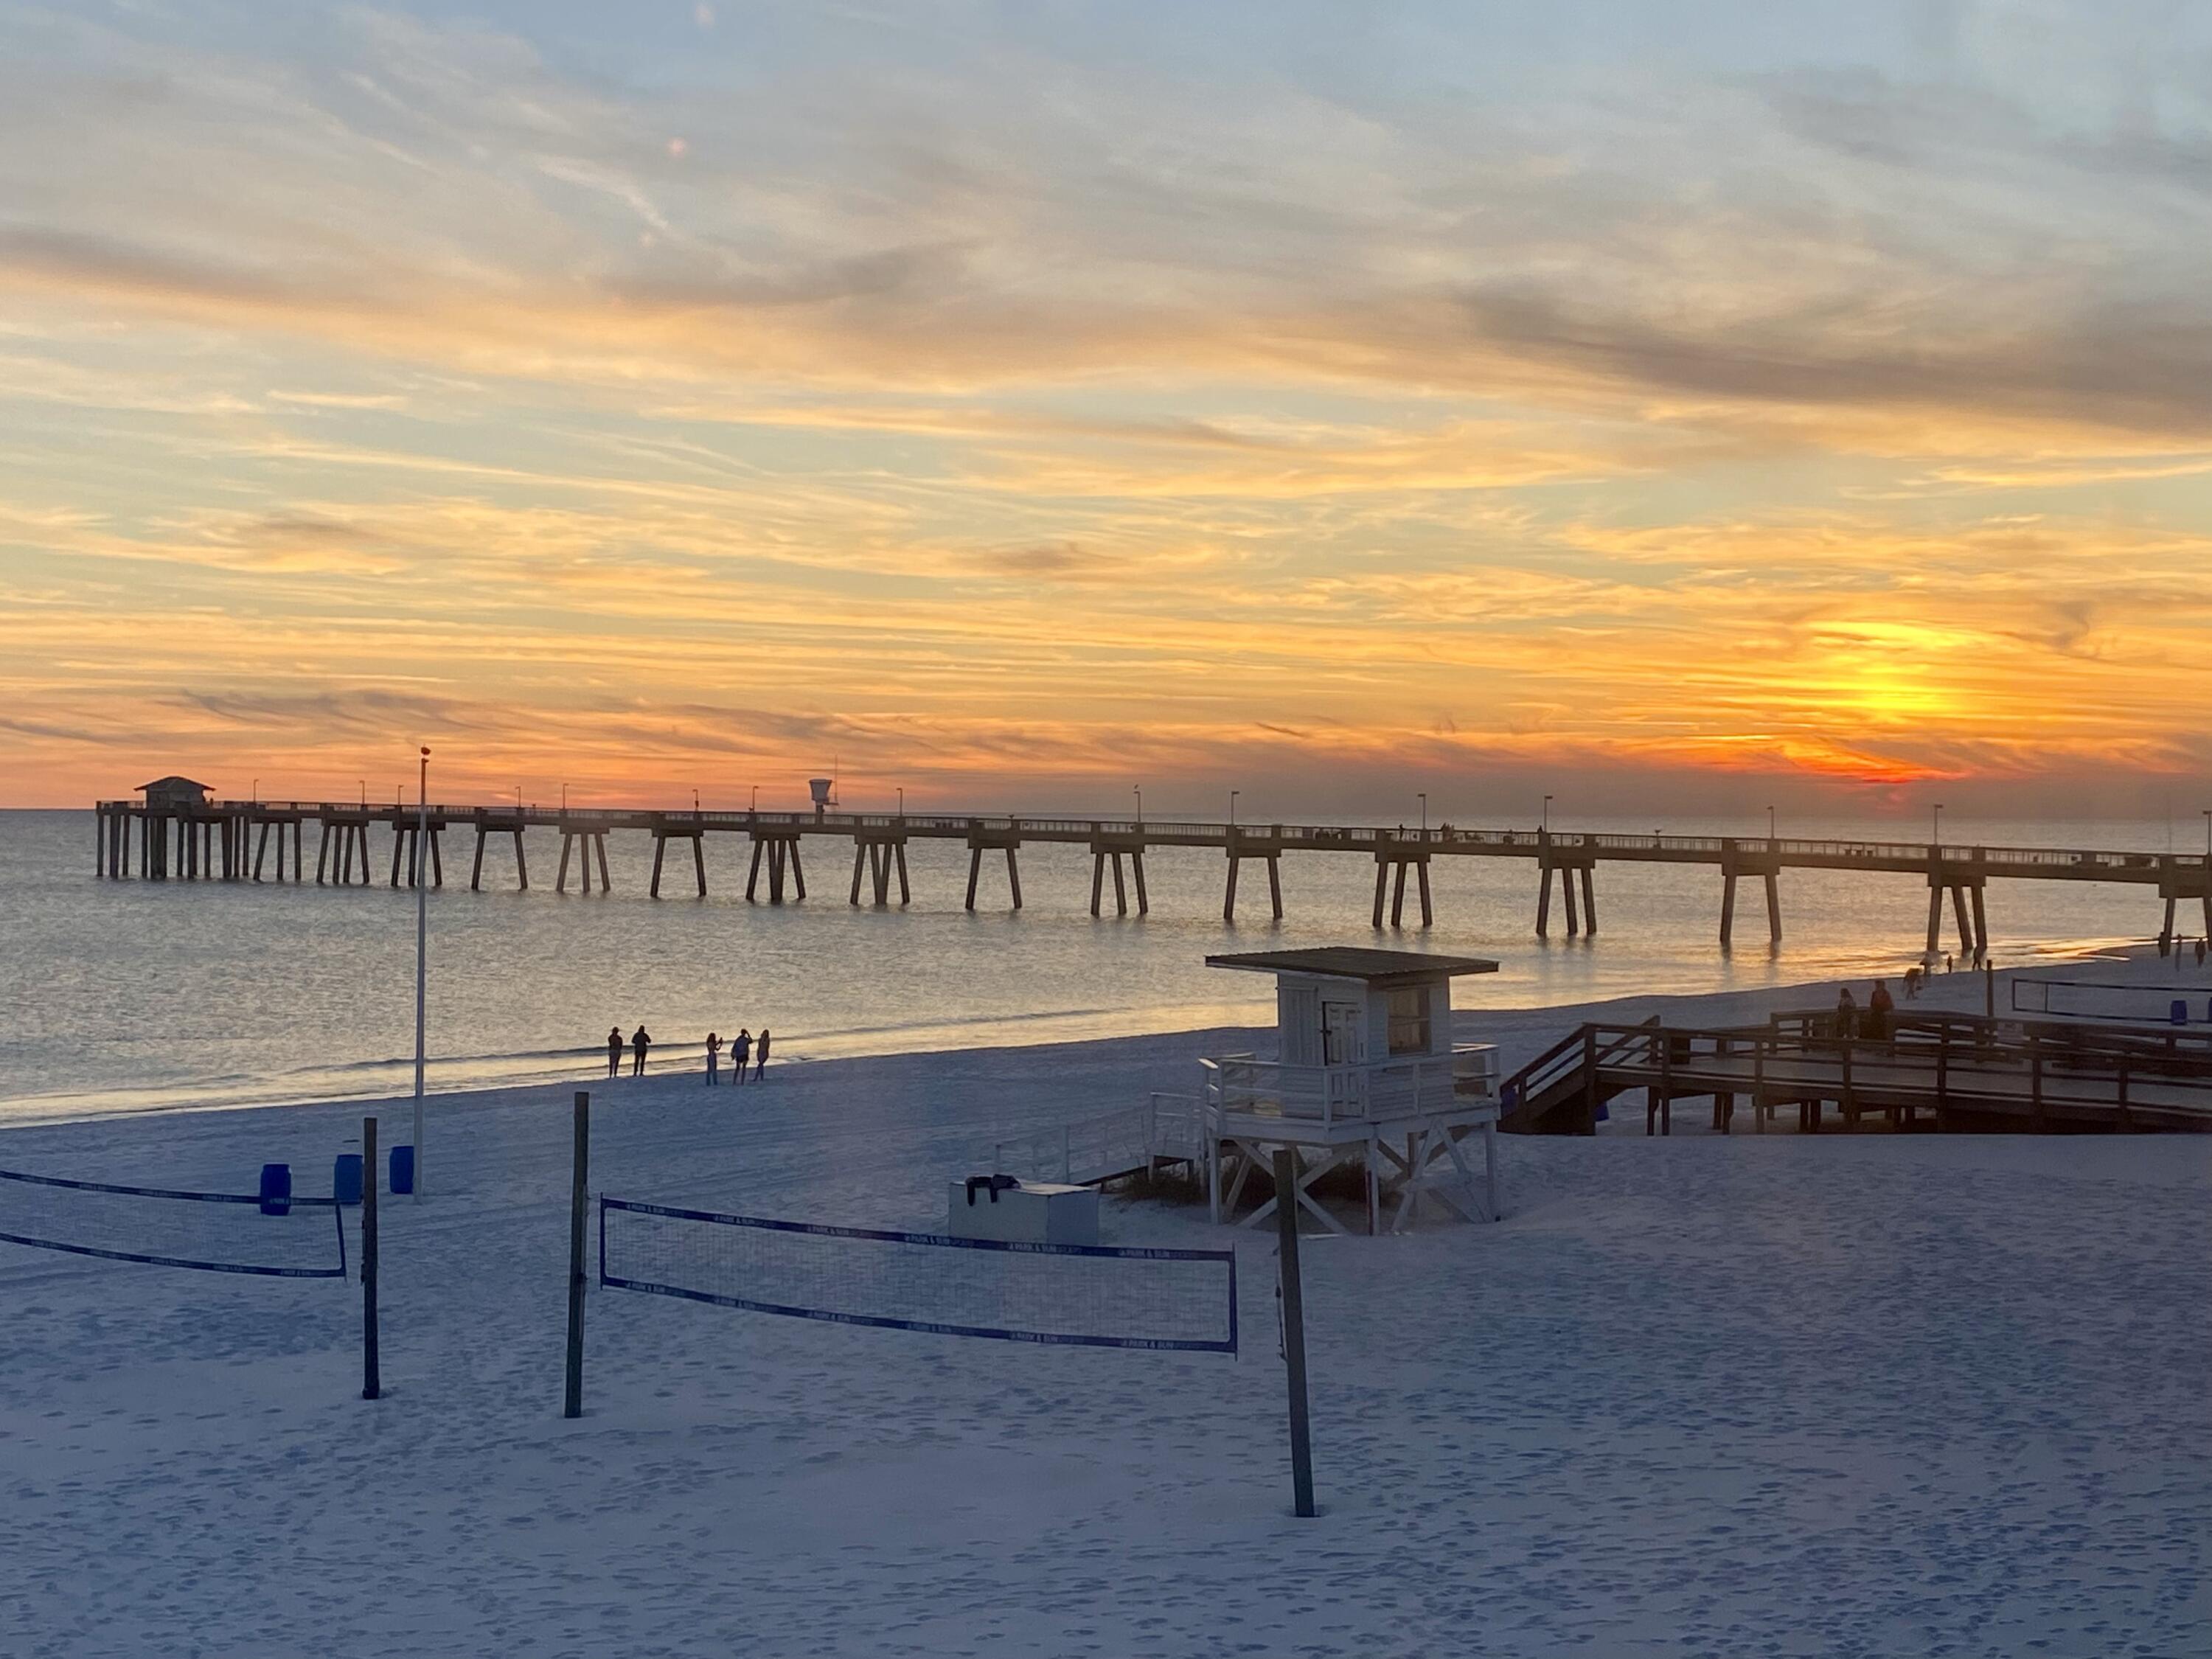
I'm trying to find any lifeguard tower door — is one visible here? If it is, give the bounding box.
[1322,999,1364,1065]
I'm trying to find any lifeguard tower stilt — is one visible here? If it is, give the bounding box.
[1199,949,1503,1235]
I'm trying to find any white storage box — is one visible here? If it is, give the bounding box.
[945,1180,1100,1246]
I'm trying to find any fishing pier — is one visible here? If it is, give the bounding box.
[94,790,2212,959]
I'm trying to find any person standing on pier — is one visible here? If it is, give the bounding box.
[1834,986,1857,1040]
[731,1028,752,1085]
[706,1031,722,1087]
[754,1029,771,1082]
[606,1026,623,1078]
[630,1024,651,1077]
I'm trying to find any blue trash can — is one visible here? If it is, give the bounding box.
[259,1163,292,1217]
[2173,999,2188,1026]
[389,1145,415,1196]
[332,1153,364,1206]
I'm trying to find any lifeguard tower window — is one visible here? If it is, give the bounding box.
[1386,985,1430,1055]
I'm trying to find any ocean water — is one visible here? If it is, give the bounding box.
[1,808,2194,1122]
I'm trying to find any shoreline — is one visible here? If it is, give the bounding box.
[4,940,2193,1145]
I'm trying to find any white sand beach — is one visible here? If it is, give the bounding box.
[4,951,2209,1658]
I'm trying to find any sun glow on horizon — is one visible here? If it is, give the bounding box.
[1,3,2210,816]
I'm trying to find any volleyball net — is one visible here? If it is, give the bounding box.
[2013,978,2209,1024]
[599,1198,1237,1354]
[0,1166,348,1279]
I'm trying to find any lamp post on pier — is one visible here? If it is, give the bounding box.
[413,746,429,1202]
[1767,804,1775,844]
[1418,793,1427,838]
[1542,794,1551,832]
[1133,785,1143,827]
[897,787,905,819]
[1229,790,1239,830]
[1932,803,1944,850]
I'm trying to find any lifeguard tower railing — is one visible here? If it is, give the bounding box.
[1199,1044,1500,1131]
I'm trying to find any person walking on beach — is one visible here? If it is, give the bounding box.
[706,1032,722,1087]
[754,1028,771,1082]
[606,1026,624,1078]
[731,1028,752,1085]
[630,1025,651,1077]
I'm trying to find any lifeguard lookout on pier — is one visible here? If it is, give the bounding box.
[1200,948,1503,1236]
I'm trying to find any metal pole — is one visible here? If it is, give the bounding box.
[361,1116,380,1400]
[414,747,429,1200]
[1273,1150,1316,1518]
[564,1091,590,1419]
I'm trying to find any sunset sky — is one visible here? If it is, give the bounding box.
[4,1,2211,818]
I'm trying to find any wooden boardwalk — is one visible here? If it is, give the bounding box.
[1500,1009,2212,1135]
[92,796,2212,953]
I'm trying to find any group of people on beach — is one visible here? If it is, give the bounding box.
[605,1025,770,1083]
[703,1027,769,1086]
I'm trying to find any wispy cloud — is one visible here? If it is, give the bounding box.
[3,1,2211,809]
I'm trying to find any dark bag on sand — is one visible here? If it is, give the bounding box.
[964,1174,1020,1206]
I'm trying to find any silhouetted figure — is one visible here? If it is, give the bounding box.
[754,1028,771,1081]
[606,1026,623,1078]
[706,1032,722,1086]
[1944,953,1955,973]
[732,1028,752,1085]
[1834,986,1857,1040]
[630,1025,651,1077]
[1867,979,1894,1040]
[2197,938,2207,967]
[1903,965,1922,1000]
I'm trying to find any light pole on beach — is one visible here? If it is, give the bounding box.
[414,747,429,1203]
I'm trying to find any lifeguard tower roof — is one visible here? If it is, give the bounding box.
[1204,946,1498,985]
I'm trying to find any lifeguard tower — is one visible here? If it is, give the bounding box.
[1200,947,1503,1235]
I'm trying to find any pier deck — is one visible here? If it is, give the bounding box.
[91,797,2212,956]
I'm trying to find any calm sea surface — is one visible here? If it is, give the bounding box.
[2,808,2194,1122]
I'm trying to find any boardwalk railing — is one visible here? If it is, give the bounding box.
[1503,1011,2212,1135]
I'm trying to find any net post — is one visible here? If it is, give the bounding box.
[563,1091,589,1419]
[1271,1149,1316,1518]
[361,1116,380,1401]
